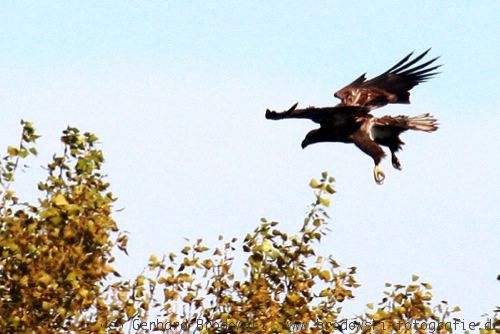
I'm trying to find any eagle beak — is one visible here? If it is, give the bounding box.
[301,139,309,149]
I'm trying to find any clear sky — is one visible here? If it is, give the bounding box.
[1,0,499,324]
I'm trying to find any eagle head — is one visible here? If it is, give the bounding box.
[301,129,321,149]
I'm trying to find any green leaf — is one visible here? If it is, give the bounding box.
[19,149,29,158]
[325,184,336,194]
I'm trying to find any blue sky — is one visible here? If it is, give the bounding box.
[1,0,499,324]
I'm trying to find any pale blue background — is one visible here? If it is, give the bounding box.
[1,1,499,323]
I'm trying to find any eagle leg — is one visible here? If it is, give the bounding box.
[373,165,386,185]
[352,131,387,185]
[391,154,402,170]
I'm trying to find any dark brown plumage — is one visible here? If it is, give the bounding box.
[265,50,441,184]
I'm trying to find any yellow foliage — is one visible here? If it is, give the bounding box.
[1,124,497,334]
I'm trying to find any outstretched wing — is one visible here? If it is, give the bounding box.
[265,103,366,124]
[334,49,441,111]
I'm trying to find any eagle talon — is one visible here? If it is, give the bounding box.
[373,166,385,185]
[392,156,402,170]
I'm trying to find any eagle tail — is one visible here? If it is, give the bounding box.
[375,113,438,132]
[407,113,439,132]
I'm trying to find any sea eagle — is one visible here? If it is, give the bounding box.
[265,49,441,184]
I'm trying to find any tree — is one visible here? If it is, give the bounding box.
[0,122,498,333]
[0,122,130,333]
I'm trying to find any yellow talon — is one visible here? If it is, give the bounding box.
[373,166,386,185]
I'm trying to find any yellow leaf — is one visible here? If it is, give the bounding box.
[422,282,432,289]
[164,290,178,300]
[42,301,52,311]
[202,259,214,270]
[309,178,321,189]
[309,267,320,276]
[7,146,19,156]
[370,310,390,321]
[49,216,62,224]
[118,291,128,302]
[39,208,59,219]
[66,204,82,215]
[261,239,273,252]
[286,292,301,304]
[194,245,209,253]
[411,274,419,282]
[319,197,330,207]
[20,276,29,287]
[38,272,52,286]
[319,289,332,297]
[149,255,159,266]
[319,270,331,281]
[11,316,20,326]
[407,284,419,292]
[53,193,69,206]
[65,270,78,282]
[78,288,89,298]
[63,227,75,240]
[126,305,136,318]
[57,307,66,317]
[103,264,115,275]
[183,293,195,303]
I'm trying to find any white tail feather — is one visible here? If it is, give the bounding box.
[408,113,439,132]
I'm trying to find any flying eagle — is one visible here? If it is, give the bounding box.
[265,49,441,184]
